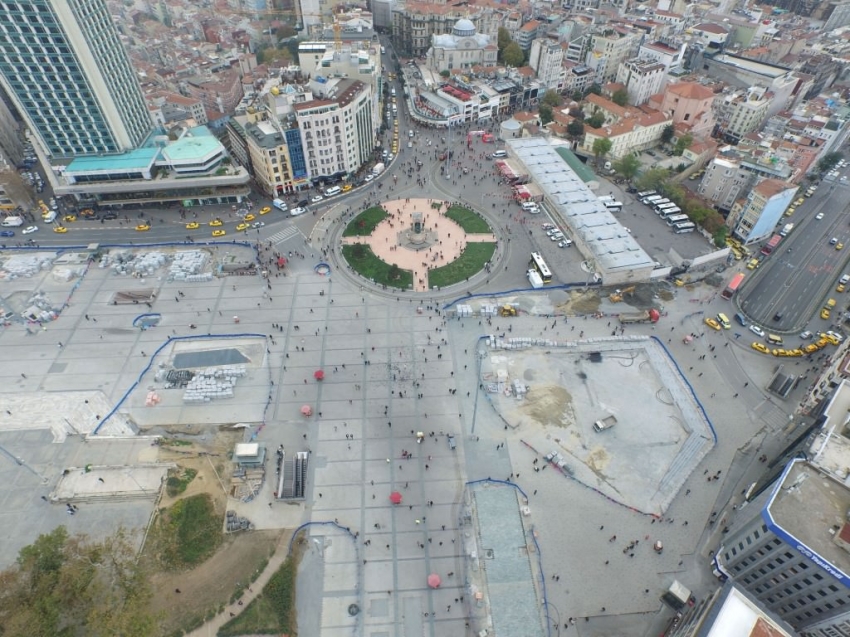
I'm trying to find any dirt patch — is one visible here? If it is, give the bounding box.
[148,529,287,635]
[520,385,572,427]
[555,289,601,315]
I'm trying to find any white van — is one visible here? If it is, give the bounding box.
[520,201,539,211]
[491,150,507,159]
[1,216,23,227]
[42,210,57,223]
[324,186,341,197]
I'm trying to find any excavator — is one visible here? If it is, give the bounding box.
[609,286,636,303]
[499,304,518,317]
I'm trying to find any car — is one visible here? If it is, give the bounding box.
[311,195,324,203]
[559,240,573,248]
[212,229,226,237]
[186,222,200,230]
[839,283,847,293]
[101,212,117,220]
[290,207,307,216]
[816,213,825,220]
[772,348,789,357]
[752,342,770,354]
[830,237,838,245]
[800,331,813,340]
[342,184,353,192]
[827,298,837,308]
[839,242,845,251]
[53,225,67,233]
[821,308,831,320]
[260,206,271,215]
[135,223,150,231]
[542,223,555,230]
[749,324,765,337]
[244,213,256,221]
[22,225,38,234]
[787,349,805,357]
[804,343,820,354]
[365,174,375,182]
[236,223,249,231]
[209,218,223,227]
[0,230,14,237]
[704,317,721,330]
[62,214,76,223]
[252,221,265,228]
[823,331,844,344]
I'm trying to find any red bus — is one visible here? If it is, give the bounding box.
[760,234,782,256]
[721,273,745,300]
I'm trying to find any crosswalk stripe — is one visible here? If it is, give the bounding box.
[267,227,300,245]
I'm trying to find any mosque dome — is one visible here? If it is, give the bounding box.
[452,18,476,37]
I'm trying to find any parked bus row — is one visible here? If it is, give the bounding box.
[638,191,694,233]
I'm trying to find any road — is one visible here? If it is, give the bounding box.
[739,178,850,334]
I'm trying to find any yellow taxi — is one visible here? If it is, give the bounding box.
[784,206,795,217]
[821,307,831,320]
[212,229,226,237]
[746,258,759,270]
[838,242,845,251]
[839,282,847,293]
[804,343,820,354]
[772,348,788,357]
[815,337,831,349]
[186,222,200,230]
[821,333,841,346]
[135,223,150,231]
[53,225,67,234]
[209,218,223,227]
[260,206,271,215]
[795,197,804,206]
[244,213,255,221]
[236,223,249,231]
[342,184,353,192]
[704,317,721,330]
[62,214,76,223]
[787,349,804,357]
[752,342,769,354]
[827,298,837,308]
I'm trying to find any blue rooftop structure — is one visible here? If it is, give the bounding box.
[65,148,159,173]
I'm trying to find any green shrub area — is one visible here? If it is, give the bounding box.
[343,244,413,289]
[445,206,491,234]
[155,493,222,569]
[217,555,298,637]
[428,242,495,288]
[166,467,197,497]
[343,206,388,236]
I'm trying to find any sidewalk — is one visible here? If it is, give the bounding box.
[186,532,292,637]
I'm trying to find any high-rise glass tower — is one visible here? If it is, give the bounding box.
[0,0,153,158]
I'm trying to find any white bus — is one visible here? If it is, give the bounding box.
[598,195,615,203]
[604,201,623,212]
[529,252,552,283]
[666,214,689,226]
[637,190,657,199]
[656,202,678,213]
[673,221,696,233]
[642,195,663,205]
[651,199,672,210]
[659,207,683,218]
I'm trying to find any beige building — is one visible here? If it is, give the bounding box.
[585,29,642,84]
[715,87,771,143]
[427,19,497,73]
[581,111,671,159]
[649,81,716,139]
[615,59,666,106]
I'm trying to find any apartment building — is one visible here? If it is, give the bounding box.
[184,69,244,115]
[715,87,772,143]
[697,156,754,210]
[726,177,796,243]
[650,81,716,139]
[615,59,666,106]
[586,29,642,84]
[528,39,567,91]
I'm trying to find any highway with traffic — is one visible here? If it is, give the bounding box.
[739,169,850,336]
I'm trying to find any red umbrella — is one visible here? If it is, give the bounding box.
[390,491,402,505]
[427,573,441,589]
[314,370,325,381]
[300,405,313,416]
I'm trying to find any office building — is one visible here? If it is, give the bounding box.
[0,0,153,159]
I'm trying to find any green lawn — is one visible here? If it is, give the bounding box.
[445,206,491,234]
[153,493,222,570]
[342,244,413,289]
[428,242,496,289]
[343,206,388,237]
[217,554,298,637]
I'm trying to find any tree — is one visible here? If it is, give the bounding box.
[497,27,512,59]
[634,167,671,191]
[586,84,602,96]
[571,90,584,102]
[611,87,629,107]
[612,154,641,181]
[660,124,675,145]
[592,138,612,166]
[567,119,585,140]
[674,134,693,156]
[539,104,554,126]
[257,47,292,65]
[586,112,605,129]
[0,527,158,637]
[439,69,450,78]
[541,89,562,108]
[817,152,843,174]
[503,42,524,67]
